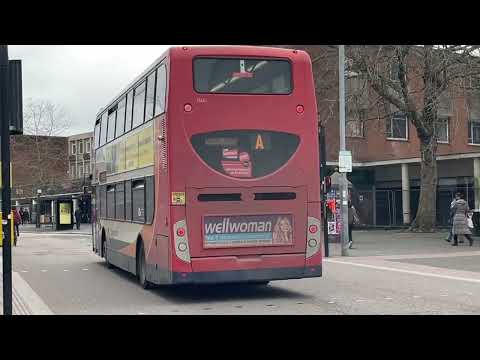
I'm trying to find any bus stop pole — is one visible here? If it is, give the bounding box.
[1,44,13,315]
[319,125,329,257]
[338,45,349,257]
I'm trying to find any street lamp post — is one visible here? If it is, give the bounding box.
[36,188,42,228]
[338,45,349,256]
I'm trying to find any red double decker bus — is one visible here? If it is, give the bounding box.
[92,46,322,288]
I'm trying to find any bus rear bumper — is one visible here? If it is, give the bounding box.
[171,265,322,284]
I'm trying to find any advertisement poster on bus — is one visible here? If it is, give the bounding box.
[203,214,293,248]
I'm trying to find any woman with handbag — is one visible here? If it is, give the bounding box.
[451,192,474,246]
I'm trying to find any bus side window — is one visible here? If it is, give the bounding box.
[132,179,145,223]
[132,81,146,129]
[115,182,125,220]
[125,180,132,221]
[145,176,154,224]
[125,90,133,133]
[100,185,107,219]
[145,71,156,121]
[154,65,166,117]
[106,185,115,219]
[100,112,108,146]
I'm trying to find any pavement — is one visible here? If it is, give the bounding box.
[2,227,480,314]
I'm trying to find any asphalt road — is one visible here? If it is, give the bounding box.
[8,230,480,315]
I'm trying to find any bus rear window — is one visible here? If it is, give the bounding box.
[191,130,300,179]
[194,58,292,94]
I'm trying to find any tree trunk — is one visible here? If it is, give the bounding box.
[410,138,438,232]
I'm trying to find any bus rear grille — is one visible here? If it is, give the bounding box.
[160,118,167,171]
[198,193,242,202]
[254,192,296,200]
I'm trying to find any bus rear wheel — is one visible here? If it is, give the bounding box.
[102,235,112,269]
[137,242,151,290]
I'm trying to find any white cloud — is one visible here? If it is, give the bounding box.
[8,45,172,135]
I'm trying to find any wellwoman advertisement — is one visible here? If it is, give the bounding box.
[203,214,293,248]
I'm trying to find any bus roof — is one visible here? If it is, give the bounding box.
[94,45,301,119]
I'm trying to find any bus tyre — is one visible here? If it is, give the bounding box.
[137,242,151,290]
[103,238,112,269]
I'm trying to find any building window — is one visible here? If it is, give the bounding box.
[71,141,76,155]
[70,163,76,179]
[346,110,366,138]
[387,112,408,140]
[435,116,449,143]
[78,164,84,178]
[86,139,91,153]
[390,62,406,82]
[469,119,480,145]
[79,140,84,154]
[84,161,90,174]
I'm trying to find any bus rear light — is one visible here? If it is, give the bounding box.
[296,105,304,114]
[177,227,185,237]
[174,220,190,263]
[306,217,321,259]
[184,103,192,112]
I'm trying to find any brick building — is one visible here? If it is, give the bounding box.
[288,45,480,227]
[10,133,92,225]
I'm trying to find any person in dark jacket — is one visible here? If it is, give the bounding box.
[12,206,21,245]
[74,208,82,230]
[348,201,359,249]
[451,192,474,246]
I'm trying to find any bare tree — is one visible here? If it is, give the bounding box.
[23,98,71,136]
[345,45,480,231]
[12,98,72,198]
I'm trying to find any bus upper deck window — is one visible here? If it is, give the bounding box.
[194,58,292,95]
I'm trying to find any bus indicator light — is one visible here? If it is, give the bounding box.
[296,105,304,114]
[184,104,192,112]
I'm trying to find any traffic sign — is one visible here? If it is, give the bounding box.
[339,150,352,173]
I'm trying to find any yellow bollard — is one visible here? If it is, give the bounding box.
[0,211,15,247]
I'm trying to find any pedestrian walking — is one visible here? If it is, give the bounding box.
[75,208,81,230]
[19,208,24,225]
[24,209,30,224]
[348,200,360,249]
[450,192,474,246]
[12,206,21,246]
[445,197,463,243]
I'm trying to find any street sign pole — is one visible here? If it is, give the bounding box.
[1,44,13,315]
[338,45,349,257]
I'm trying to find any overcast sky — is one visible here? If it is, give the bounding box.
[9,45,173,136]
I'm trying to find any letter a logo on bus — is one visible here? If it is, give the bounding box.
[255,134,264,150]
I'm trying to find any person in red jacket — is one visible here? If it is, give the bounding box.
[12,206,21,245]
